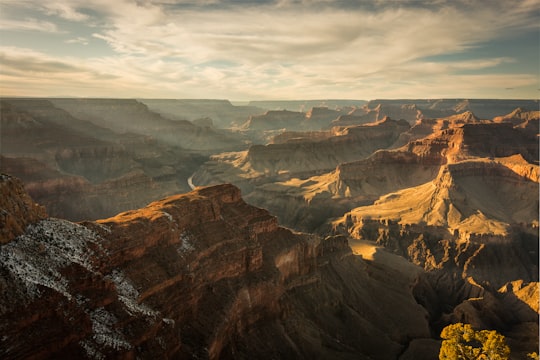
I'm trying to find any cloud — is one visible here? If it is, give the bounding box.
[42,2,90,21]
[0,18,60,32]
[1,0,538,99]
[65,37,89,45]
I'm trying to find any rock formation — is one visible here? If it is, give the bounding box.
[392,110,485,148]
[140,99,264,129]
[0,99,208,221]
[367,99,539,120]
[50,98,246,151]
[0,175,434,359]
[330,103,421,128]
[193,118,410,192]
[242,109,307,131]
[2,98,539,359]
[0,174,47,244]
[330,156,539,357]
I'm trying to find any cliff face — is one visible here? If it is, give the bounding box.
[191,118,411,215]
[50,98,246,151]
[245,118,410,176]
[402,122,538,164]
[331,158,539,355]
[367,99,539,120]
[243,110,306,131]
[0,99,209,221]
[0,174,46,244]
[330,104,420,127]
[0,178,432,360]
[243,107,347,133]
[139,99,264,129]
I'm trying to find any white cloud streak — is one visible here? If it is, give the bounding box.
[0,18,60,32]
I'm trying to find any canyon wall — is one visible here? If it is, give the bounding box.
[0,176,434,359]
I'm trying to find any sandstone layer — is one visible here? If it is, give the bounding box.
[193,118,410,192]
[0,99,209,221]
[0,176,432,359]
[49,98,247,151]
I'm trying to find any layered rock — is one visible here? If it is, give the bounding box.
[226,120,538,235]
[330,156,539,355]
[50,98,246,151]
[248,118,410,176]
[243,150,443,232]
[329,103,421,127]
[403,122,538,164]
[0,99,207,221]
[0,174,46,244]
[0,178,432,359]
[192,118,410,204]
[392,111,485,148]
[304,106,343,128]
[241,107,348,136]
[242,109,306,131]
[140,99,264,129]
[367,99,539,120]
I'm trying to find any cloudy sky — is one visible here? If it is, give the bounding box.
[0,0,538,100]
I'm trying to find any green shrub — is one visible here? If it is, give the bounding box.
[439,323,510,360]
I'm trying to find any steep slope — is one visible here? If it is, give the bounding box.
[193,118,410,193]
[0,99,206,221]
[367,99,539,120]
[242,109,306,131]
[239,119,535,233]
[244,150,442,232]
[329,103,421,128]
[0,175,432,359]
[50,98,246,151]
[392,111,484,148]
[493,108,540,126]
[330,158,539,356]
[139,99,264,129]
[0,174,47,244]
[335,159,538,242]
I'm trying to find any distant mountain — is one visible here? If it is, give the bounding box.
[50,98,247,151]
[367,99,539,120]
[139,98,265,128]
[0,99,206,221]
[248,99,368,112]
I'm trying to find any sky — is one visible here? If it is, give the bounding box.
[0,0,539,100]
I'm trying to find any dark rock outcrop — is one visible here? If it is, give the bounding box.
[0,178,431,360]
[0,174,46,244]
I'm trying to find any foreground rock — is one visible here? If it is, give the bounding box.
[0,175,432,359]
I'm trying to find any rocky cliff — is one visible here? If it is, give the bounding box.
[196,117,410,186]
[0,174,47,244]
[139,99,264,129]
[0,175,433,359]
[330,157,539,356]
[0,99,210,221]
[50,98,246,151]
[367,99,539,120]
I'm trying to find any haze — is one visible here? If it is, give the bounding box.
[1,0,539,100]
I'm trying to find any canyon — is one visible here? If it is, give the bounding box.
[0,98,538,359]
